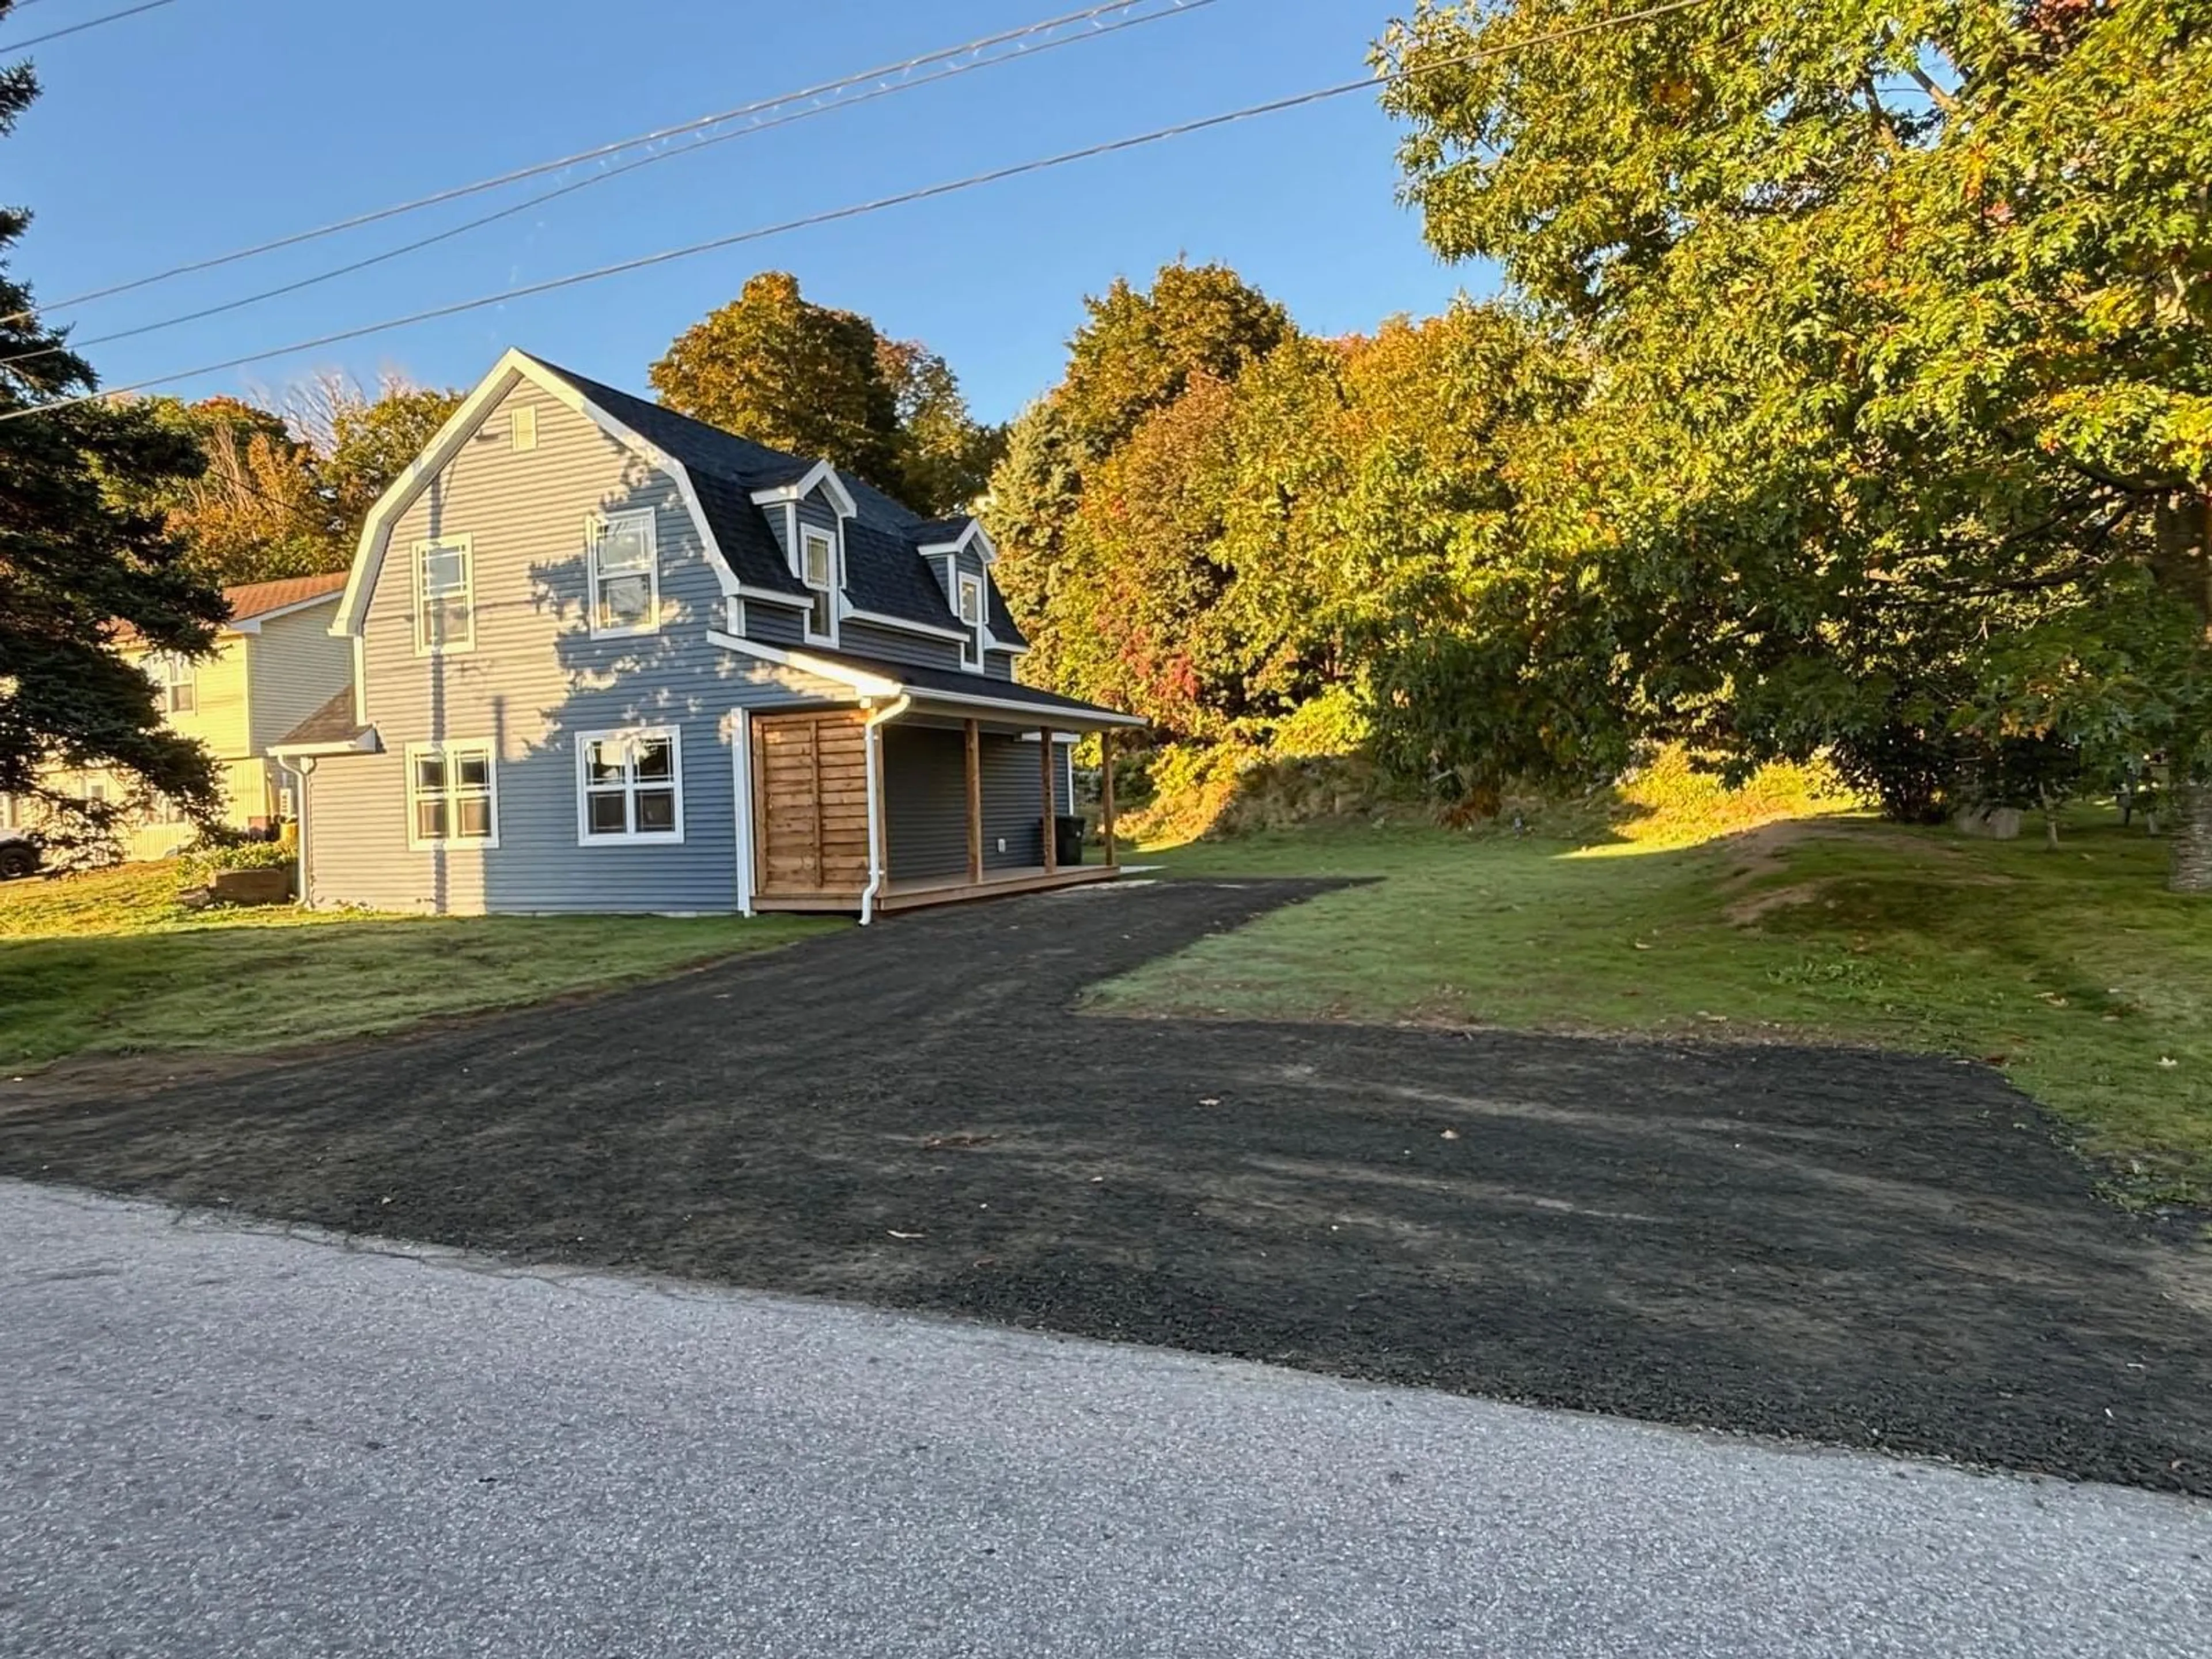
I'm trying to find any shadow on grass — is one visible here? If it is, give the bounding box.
[0,912,834,1069]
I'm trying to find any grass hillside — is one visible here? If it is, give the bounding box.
[1103,765,2212,1207]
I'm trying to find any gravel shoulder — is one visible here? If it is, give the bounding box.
[3,877,2208,1495]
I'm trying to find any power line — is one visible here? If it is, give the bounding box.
[0,0,1213,371]
[0,0,178,51]
[6,0,1210,325]
[0,0,1718,423]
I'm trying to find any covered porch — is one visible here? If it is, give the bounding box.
[725,638,1146,922]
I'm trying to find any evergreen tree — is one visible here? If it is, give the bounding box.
[0,30,226,850]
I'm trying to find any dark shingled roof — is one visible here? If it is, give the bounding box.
[987,587,1028,651]
[843,519,961,628]
[272,689,373,751]
[689,469,806,598]
[908,516,974,547]
[525,355,797,482]
[524,353,984,637]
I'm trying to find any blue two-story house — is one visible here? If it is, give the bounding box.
[272,349,1143,921]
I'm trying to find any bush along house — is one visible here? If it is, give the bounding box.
[271,349,1144,921]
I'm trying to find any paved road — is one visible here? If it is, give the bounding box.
[3,1182,2206,1658]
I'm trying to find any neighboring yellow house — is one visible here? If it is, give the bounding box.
[51,574,354,862]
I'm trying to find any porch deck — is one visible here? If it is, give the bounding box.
[753,863,1120,916]
[879,863,1120,911]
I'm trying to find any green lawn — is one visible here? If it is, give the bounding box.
[0,863,838,1067]
[1101,812,2212,1207]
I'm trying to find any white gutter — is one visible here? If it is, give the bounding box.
[858,694,911,926]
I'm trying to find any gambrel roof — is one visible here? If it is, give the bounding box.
[335,349,1017,649]
[522,354,999,641]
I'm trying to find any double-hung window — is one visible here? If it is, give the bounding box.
[577,728,684,844]
[407,741,498,849]
[956,573,986,672]
[144,653,196,714]
[800,527,838,644]
[415,537,475,653]
[588,509,660,637]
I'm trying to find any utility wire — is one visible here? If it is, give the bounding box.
[5,0,1210,325]
[0,0,178,51]
[0,0,1213,370]
[0,0,1718,423]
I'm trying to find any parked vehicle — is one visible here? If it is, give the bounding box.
[0,826,40,880]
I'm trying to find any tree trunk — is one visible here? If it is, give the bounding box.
[2171,783,2212,892]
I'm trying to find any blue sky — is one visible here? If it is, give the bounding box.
[8,0,1484,425]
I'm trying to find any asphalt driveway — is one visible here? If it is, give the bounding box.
[2,878,2208,1494]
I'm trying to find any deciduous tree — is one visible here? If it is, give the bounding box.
[1382,0,2212,883]
[650,272,906,498]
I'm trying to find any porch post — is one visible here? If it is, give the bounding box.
[1101,728,1117,868]
[1040,725,1058,873]
[964,719,983,885]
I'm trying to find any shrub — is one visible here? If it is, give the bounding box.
[177,835,295,887]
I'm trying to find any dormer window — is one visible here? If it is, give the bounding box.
[956,572,986,672]
[801,525,838,645]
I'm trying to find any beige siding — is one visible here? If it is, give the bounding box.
[247,601,351,754]
[45,627,275,859]
[50,755,268,862]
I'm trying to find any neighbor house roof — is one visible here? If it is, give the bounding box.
[113,570,349,648]
[520,353,991,640]
[225,571,351,624]
[270,687,379,755]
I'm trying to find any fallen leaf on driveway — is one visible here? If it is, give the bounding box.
[923,1133,997,1150]
[888,1230,926,1240]
[1198,1097,1221,1107]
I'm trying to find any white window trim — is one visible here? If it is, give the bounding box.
[586,507,662,640]
[145,652,197,714]
[403,739,501,851]
[575,726,687,846]
[956,571,987,675]
[800,525,839,647]
[412,535,476,657]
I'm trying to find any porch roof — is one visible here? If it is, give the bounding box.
[711,633,1147,732]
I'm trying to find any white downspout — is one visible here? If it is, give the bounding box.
[858,694,911,926]
[277,756,313,909]
[730,709,755,918]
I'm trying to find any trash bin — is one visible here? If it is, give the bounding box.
[1052,814,1086,867]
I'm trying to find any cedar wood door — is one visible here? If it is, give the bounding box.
[751,711,871,897]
